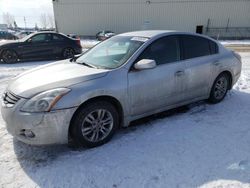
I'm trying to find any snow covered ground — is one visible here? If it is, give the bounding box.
[0,53,250,188]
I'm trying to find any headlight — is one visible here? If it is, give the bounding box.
[21,88,71,113]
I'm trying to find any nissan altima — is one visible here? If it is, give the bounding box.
[1,31,242,147]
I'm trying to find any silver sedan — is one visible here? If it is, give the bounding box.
[1,31,242,147]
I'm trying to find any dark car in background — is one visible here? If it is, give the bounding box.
[96,30,116,41]
[0,32,82,63]
[0,31,18,40]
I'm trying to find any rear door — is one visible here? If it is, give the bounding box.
[128,36,187,116]
[21,33,53,59]
[179,35,219,100]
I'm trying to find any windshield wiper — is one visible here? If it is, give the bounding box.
[70,57,77,62]
[76,61,99,69]
[70,54,82,62]
[71,58,107,69]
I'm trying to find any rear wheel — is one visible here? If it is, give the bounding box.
[62,48,74,59]
[208,73,230,104]
[70,101,119,148]
[1,49,18,64]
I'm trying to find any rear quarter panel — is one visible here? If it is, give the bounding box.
[211,45,242,89]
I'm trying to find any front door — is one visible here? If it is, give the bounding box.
[20,33,53,59]
[128,36,187,116]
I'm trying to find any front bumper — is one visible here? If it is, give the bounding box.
[1,99,77,145]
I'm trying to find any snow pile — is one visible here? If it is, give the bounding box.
[0,54,250,187]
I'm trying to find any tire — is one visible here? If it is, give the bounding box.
[208,73,230,104]
[1,49,18,64]
[62,48,75,59]
[70,101,119,148]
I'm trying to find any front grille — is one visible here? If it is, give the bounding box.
[2,91,21,108]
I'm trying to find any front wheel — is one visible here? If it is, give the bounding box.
[70,101,119,148]
[1,49,18,64]
[208,73,230,104]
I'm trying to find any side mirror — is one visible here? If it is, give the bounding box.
[27,38,32,43]
[134,59,156,70]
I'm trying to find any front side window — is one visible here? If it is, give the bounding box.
[76,36,146,69]
[137,36,180,65]
[31,34,50,42]
[180,35,211,59]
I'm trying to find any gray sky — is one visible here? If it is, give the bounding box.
[0,0,53,27]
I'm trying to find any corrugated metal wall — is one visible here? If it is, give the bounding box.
[53,0,250,36]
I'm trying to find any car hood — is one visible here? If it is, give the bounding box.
[7,60,109,98]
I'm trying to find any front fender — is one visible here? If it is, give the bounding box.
[52,69,129,117]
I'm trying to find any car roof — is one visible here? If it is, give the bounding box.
[28,31,70,38]
[119,30,177,38]
[33,31,57,35]
[119,30,219,44]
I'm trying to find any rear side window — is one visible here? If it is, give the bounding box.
[180,35,213,59]
[53,34,65,41]
[137,36,180,65]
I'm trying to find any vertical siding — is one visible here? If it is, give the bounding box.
[53,0,250,36]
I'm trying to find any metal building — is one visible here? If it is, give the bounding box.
[53,0,250,39]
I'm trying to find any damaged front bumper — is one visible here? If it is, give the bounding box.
[1,98,77,145]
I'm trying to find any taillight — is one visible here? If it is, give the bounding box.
[76,39,81,48]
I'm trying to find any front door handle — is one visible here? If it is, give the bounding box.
[175,71,185,77]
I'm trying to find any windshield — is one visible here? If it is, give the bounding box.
[76,36,147,69]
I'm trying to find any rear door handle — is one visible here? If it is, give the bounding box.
[175,71,185,77]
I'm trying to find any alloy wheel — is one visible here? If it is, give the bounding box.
[63,48,74,59]
[81,109,114,143]
[2,50,18,63]
[214,76,228,100]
